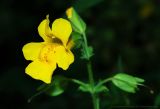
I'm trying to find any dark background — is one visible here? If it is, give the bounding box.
[0,0,160,109]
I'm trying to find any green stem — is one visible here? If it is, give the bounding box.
[87,61,94,87]
[82,33,90,60]
[87,61,99,109]
[82,33,99,109]
[82,33,88,48]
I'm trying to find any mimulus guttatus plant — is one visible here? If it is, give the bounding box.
[22,15,74,84]
[23,8,145,109]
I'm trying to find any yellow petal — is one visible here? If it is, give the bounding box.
[38,15,52,42]
[25,60,56,84]
[55,46,74,70]
[66,7,73,18]
[22,42,44,61]
[52,18,72,46]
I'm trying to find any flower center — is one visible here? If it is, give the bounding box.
[52,37,63,45]
[46,33,63,45]
[39,44,57,64]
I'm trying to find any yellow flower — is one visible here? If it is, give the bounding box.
[22,15,74,84]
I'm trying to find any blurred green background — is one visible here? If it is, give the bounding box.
[0,0,160,109]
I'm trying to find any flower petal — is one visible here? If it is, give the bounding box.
[55,46,74,70]
[22,42,44,61]
[38,15,52,42]
[25,60,56,84]
[66,7,73,18]
[52,18,72,46]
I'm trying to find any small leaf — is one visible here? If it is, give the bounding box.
[71,79,92,93]
[36,75,68,97]
[86,46,94,57]
[94,85,109,94]
[71,32,82,41]
[71,32,83,49]
[79,84,92,92]
[45,84,64,96]
[112,73,144,93]
[135,77,145,83]
[46,76,68,96]
[81,46,94,60]
[71,79,87,86]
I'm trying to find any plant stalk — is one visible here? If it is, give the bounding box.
[82,33,100,109]
[87,61,100,109]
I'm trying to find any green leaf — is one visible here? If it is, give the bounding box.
[135,77,145,83]
[79,84,92,92]
[71,32,82,41]
[112,73,144,93]
[86,46,94,57]
[81,46,94,60]
[46,76,68,96]
[71,79,87,86]
[71,79,92,93]
[94,85,109,94]
[46,84,64,96]
[36,75,68,97]
[71,32,83,49]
